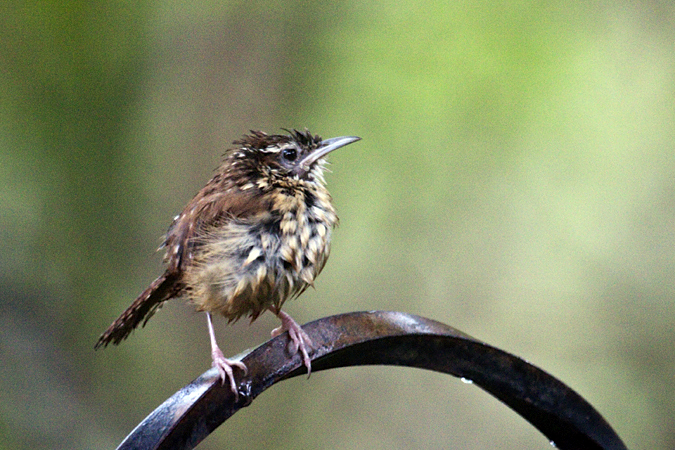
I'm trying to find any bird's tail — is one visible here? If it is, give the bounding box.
[95,272,181,349]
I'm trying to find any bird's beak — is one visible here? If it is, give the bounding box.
[297,135,361,176]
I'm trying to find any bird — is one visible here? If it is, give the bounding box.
[95,129,360,396]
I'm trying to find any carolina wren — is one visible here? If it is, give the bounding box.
[95,129,360,395]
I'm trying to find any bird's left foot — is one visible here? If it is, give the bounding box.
[272,310,313,376]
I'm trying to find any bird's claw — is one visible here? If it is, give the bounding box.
[272,310,313,377]
[211,347,248,399]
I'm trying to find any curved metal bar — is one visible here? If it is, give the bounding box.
[116,311,627,450]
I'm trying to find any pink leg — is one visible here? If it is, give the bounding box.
[207,313,247,396]
[271,309,313,376]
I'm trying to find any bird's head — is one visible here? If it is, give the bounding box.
[228,129,360,187]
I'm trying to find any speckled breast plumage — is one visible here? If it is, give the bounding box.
[184,169,338,322]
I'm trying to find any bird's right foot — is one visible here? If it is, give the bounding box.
[211,346,248,397]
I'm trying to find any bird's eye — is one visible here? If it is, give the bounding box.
[282,147,297,161]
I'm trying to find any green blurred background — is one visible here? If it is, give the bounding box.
[2,1,674,449]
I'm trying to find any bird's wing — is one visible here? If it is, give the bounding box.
[95,168,270,349]
[163,172,270,272]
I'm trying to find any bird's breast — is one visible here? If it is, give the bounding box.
[185,186,337,322]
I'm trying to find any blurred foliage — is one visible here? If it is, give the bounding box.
[1,0,674,449]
